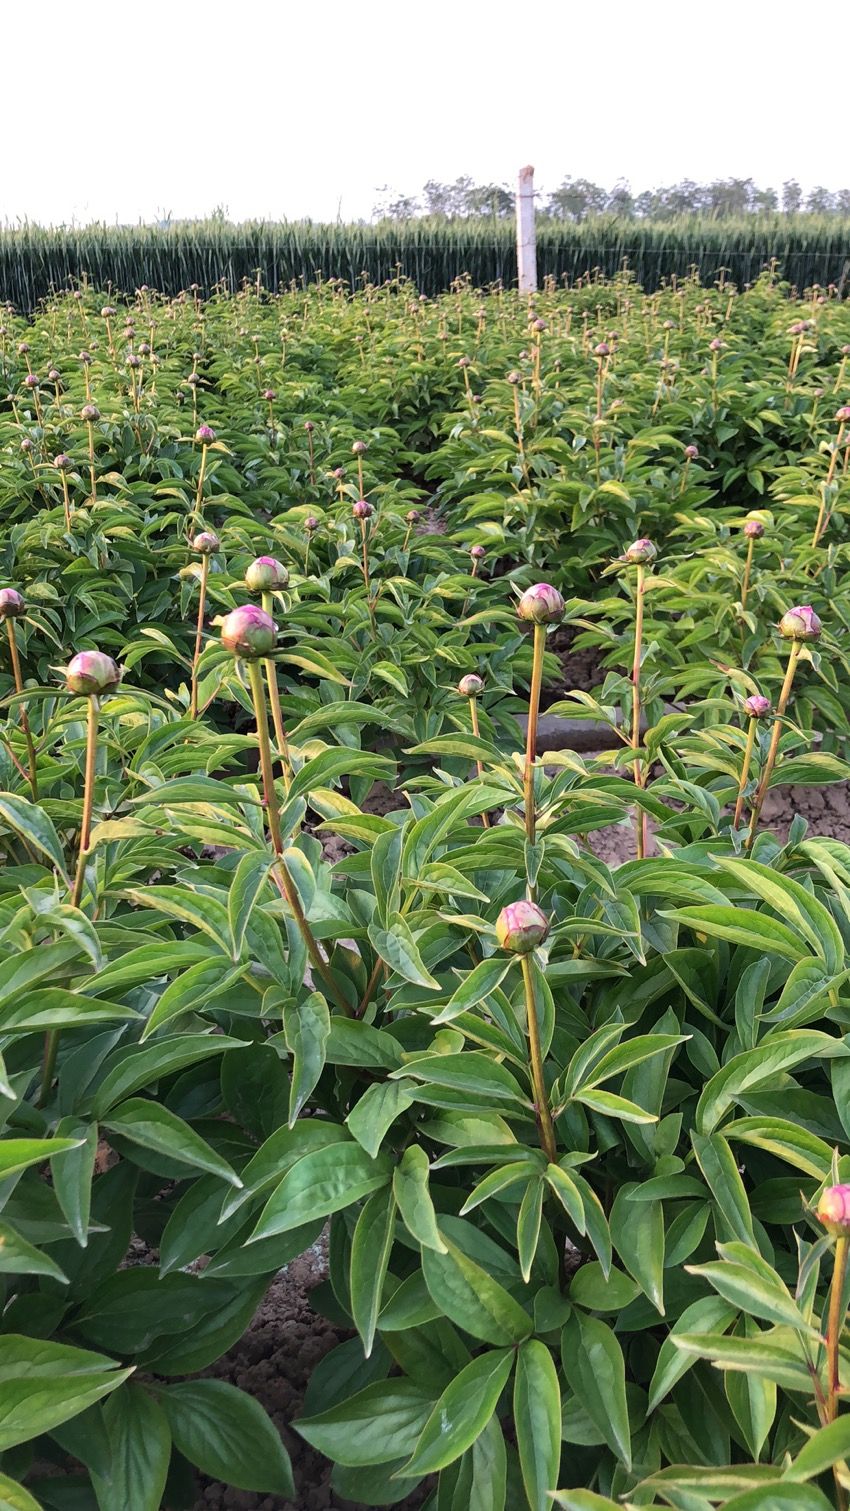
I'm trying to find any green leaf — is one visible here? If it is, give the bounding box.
[432,957,511,1025]
[609,1183,664,1314]
[160,1379,294,1498]
[140,958,247,1040]
[723,1117,833,1179]
[92,1035,247,1115]
[347,1080,415,1159]
[0,1473,44,1510]
[0,1222,67,1282]
[393,1146,447,1253]
[421,1237,532,1346]
[696,1030,846,1135]
[688,1249,818,1336]
[0,1138,82,1181]
[295,1380,434,1467]
[121,886,231,951]
[661,905,808,962]
[92,1382,171,1511]
[513,1339,561,1511]
[0,989,137,1032]
[249,1142,391,1241]
[368,912,441,989]
[350,1187,396,1357]
[691,1131,756,1245]
[102,1099,242,1186]
[285,991,330,1125]
[561,1312,631,1468]
[647,1296,738,1411]
[0,1335,132,1450]
[403,1349,513,1476]
[396,1052,530,1108]
[0,794,70,883]
[227,850,275,959]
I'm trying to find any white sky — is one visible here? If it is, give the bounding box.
[3,0,838,225]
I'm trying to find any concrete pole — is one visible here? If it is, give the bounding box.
[517,165,537,293]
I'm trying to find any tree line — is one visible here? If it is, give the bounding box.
[372,176,850,222]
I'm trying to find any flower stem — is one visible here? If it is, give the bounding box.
[827,1234,849,1422]
[524,622,545,862]
[520,954,557,1163]
[741,537,755,608]
[192,442,208,534]
[246,658,343,1009]
[632,562,647,859]
[733,717,757,830]
[189,554,209,720]
[261,590,292,790]
[469,696,490,827]
[6,620,37,800]
[745,641,801,851]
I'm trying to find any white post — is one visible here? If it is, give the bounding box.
[517,165,537,293]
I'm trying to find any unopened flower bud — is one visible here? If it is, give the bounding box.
[743,518,765,539]
[517,583,565,624]
[48,368,61,382]
[65,650,121,697]
[20,438,32,452]
[495,900,550,954]
[305,515,319,532]
[263,389,277,401]
[779,605,822,641]
[332,467,346,480]
[709,337,725,351]
[817,1184,850,1234]
[532,318,548,333]
[457,356,472,369]
[352,499,373,520]
[101,305,116,318]
[186,371,200,386]
[81,404,100,422]
[196,424,216,444]
[507,370,521,385]
[54,453,72,470]
[836,406,850,422]
[352,439,368,454]
[743,694,771,718]
[624,538,657,565]
[0,588,25,618]
[458,673,484,697]
[685,444,699,459]
[594,341,610,357]
[405,509,420,524]
[23,373,39,389]
[127,354,141,369]
[220,603,277,658]
[470,545,486,561]
[245,555,289,592]
[192,531,220,555]
[304,420,315,432]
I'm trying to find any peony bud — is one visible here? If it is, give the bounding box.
[192,530,220,555]
[685,444,699,459]
[23,373,39,389]
[495,900,550,954]
[352,499,373,520]
[65,650,121,697]
[517,583,565,624]
[101,305,116,317]
[743,694,771,719]
[186,371,200,386]
[304,420,315,432]
[836,406,850,422]
[0,588,25,619]
[594,341,610,357]
[624,538,657,565]
[743,518,765,539]
[352,439,368,454]
[220,604,277,658]
[470,545,486,561]
[48,368,61,382]
[778,605,822,641]
[19,438,32,452]
[457,356,472,369]
[263,389,277,401]
[405,509,420,524]
[817,1184,850,1234]
[245,556,289,592]
[80,404,100,422]
[304,515,319,533]
[458,673,484,697]
[709,337,725,351]
[54,453,72,470]
[196,424,216,443]
[507,370,521,385]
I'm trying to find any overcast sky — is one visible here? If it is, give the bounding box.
[5,0,838,225]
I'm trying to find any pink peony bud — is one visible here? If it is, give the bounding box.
[518,583,565,624]
[263,389,277,401]
[196,424,216,444]
[48,368,61,382]
[186,371,200,386]
[506,370,521,385]
[304,515,319,532]
[101,306,116,317]
[594,342,610,357]
[709,337,725,351]
[352,499,373,520]
[779,605,822,641]
[0,588,25,619]
[458,673,484,697]
[54,454,72,470]
[624,538,657,565]
[835,407,850,422]
[743,694,771,719]
[23,373,39,388]
[245,556,289,592]
[220,603,277,658]
[495,900,550,953]
[304,420,315,432]
[685,444,699,459]
[532,318,548,333]
[817,1184,850,1234]
[80,404,100,422]
[405,509,420,524]
[352,439,368,454]
[65,650,121,697]
[470,545,486,561]
[192,531,220,555]
[457,357,472,369]
[743,519,765,539]
[19,438,32,452]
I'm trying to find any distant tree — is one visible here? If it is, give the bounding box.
[753,186,779,214]
[465,182,514,218]
[547,178,607,221]
[806,185,836,214]
[782,180,803,214]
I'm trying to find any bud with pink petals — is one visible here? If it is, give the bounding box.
[743,519,765,539]
[352,499,373,520]
[817,1184,850,1234]
[0,588,25,619]
[220,604,277,659]
[65,650,121,697]
[743,694,771,719]
[517,583,565,624]
[245,556,289,592]
[458,674,484,697]
[779,605,822,641]
[624,538,657,565]
[192,531,220,555]
[196,424,216,444]
[495,900,550,954]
